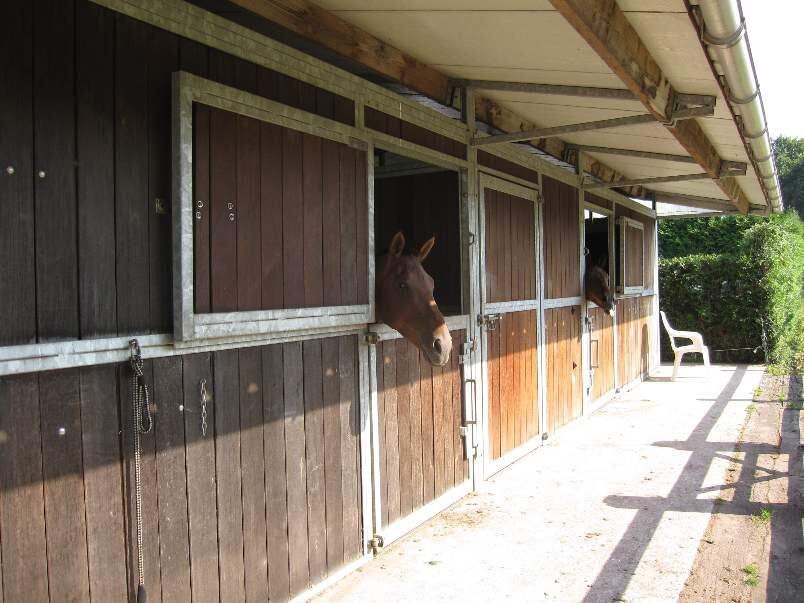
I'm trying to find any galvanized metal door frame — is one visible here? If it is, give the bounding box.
[581,200,617,415]
[172,71,374,345]
[476,172,544,479]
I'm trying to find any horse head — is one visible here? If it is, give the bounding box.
[376,232,452,366]
[585,263,615,316]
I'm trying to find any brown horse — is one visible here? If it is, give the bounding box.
[376,232,452,366]
[585,263,615,316]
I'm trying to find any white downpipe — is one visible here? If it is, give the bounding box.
[692,0,782,212]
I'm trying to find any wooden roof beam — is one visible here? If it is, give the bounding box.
[548,0,750,214]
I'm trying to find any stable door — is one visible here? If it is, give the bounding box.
[478,174,542,477]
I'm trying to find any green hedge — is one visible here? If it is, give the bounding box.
[659,212,804,368]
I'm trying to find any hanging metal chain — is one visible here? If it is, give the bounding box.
[128,339,152,600]
[199,378,209,438]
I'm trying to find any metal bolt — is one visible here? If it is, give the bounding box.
[228,212,236,222]
[227,202,234,210]
[38,170,46,179]
[5,166,14,175]
[154,198,167,214]
[178,404,185,412]
[196,200,204,208]
[57,427,66,436]
[195,210,202,220]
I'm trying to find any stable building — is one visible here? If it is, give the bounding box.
[0,1,781,601]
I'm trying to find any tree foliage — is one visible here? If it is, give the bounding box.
[773,136,804,218]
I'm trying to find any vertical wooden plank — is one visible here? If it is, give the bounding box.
[303,340,327,583]
[322,140,342,306]
[489,323,501,460]
[39,370,90,601]
[419,351,435,505]
[355,150,369,305]
[408,341,424,509]
[499,318,510,455]
[512,312,522,449]
[34,0,78,340]
[299,80,317,113]
[77,1,117,338]
[322,338,344,570]
[451,331,465,483]
[262,345,290,601]
[432,358,445,497]
[283,130,305,309]
[259,122,284,309]
[283,342,309,595]
[383,341,400,524]
[183,353,219,603]
[179,37,208,77]
[115,14,151,334]
[210,106,238,312]
[339,147,358,305]
[502,193,512,302]
[213,350,245,602]
[152,357,192,603]
[0,0,35,345]
[120,361,163,603]
[80,365,129,602]
[0,374,48,601]
[316,88,335,120]
[237,114,262,310]
[147,26,178,332]
[376,341,388,527]
[396,340,412,517]
[333,95,354,126]
[441,349,455,489]
[237,348,269,602]
[303,134,324,308]
[339,337,360,560]
[193,103,212,314]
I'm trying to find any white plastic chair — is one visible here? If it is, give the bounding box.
[660,311,710,381]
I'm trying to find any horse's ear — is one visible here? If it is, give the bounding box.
[417,236,436,262]
[389,231,406,258]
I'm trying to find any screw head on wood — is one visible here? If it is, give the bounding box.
[195,210,202,220]
[57,427,66,436]
[5,166,14,175]
[196,200,204,208]
[227,202,234,210]
[38,170,46,178]
[228,212,236,222]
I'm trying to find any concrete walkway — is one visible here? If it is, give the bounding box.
[316,364,764,602]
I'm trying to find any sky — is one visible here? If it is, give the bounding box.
[741,1,804,139]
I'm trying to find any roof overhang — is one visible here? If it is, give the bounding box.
[227,0,782,214]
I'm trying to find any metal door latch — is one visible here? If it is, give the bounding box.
[477,313,502,331]
[369,535,384,553]
[458,337,476,363]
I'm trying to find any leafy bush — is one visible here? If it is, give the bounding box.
[659,212,804,369]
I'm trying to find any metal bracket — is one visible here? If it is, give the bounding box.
[477,313,502,331]
[365,332,380,345]
[458,337,476,364]
[369,535,384,553]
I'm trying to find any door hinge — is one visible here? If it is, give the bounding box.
[369,535,384,553]
[477,313,502,331]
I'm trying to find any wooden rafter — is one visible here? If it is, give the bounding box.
[226,0,649,196]
[548,0,750,213]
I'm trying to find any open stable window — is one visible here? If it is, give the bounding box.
[373,149,463,316]
[173,71,371,343]
[584,208,611,276]
[616,217,645,295]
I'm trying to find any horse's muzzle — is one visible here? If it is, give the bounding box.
[422,324,452,366]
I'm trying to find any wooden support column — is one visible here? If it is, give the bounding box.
[548,0,750,213]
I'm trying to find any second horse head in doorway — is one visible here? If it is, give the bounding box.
[585,256,615,316]
[376,232,452,366]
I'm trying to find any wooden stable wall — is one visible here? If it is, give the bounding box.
[542,176,580,300]
[588,306,615,401]
[195,105,368,313]
[545,305,583,432]
[377,329,468,527]
[486,311,539,460]
[0,0,355,346]
[617,296,653,387]
[375,171,461,314]
[0,335,363,603]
